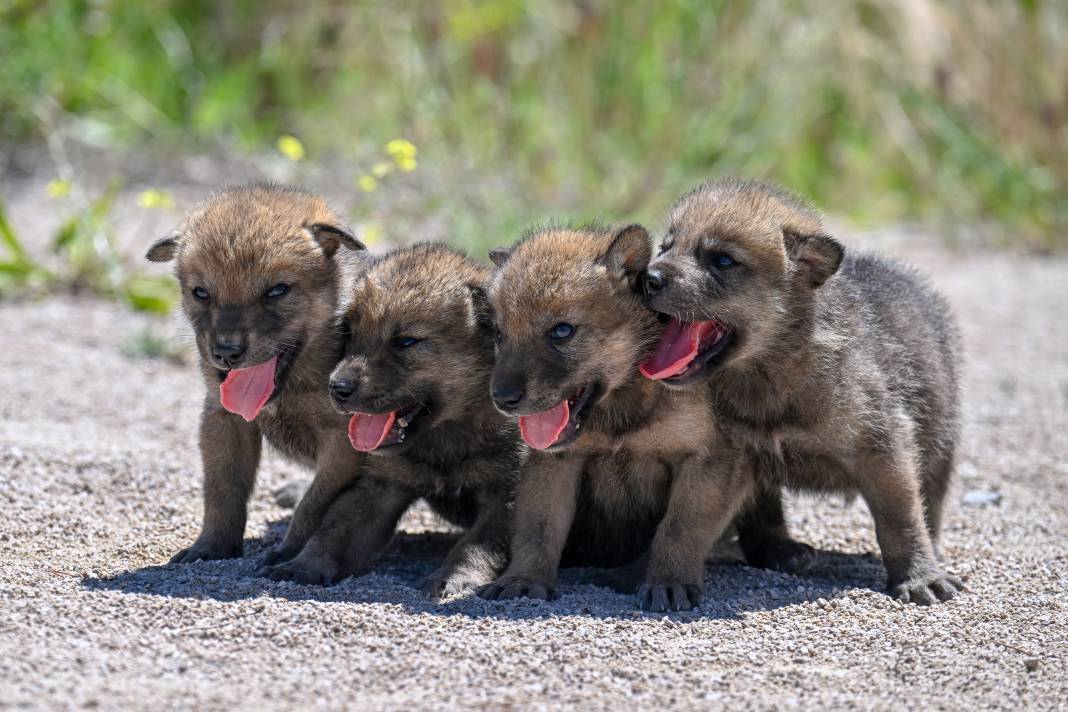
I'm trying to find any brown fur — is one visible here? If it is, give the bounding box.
[146,184,369,565]
[262,244,522,595]
[477,224,748,612]
[643,178,963,605]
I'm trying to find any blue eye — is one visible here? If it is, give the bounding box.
[715,254,735,268]
[192,287,209,301]
[266,283,289,298]
[550,323,575,340]
[393,336,420,349]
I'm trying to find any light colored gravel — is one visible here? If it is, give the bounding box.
[1,235,1067,710]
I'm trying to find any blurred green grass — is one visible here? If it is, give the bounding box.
[1,0,1065,263]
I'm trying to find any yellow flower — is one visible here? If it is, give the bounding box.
[46,179,71,198]
[361,224,382,246]
[136,188,175,210]
[384,139,417,160]
[371,161,392,178]
[394,155,417,172]
[276,134,305,162]
[357,175,378,192]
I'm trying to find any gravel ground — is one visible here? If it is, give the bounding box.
[1,232,1067,709]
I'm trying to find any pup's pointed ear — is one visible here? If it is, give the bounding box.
[783,230,844,288]
[467,283,494,326]
[309,223,365,258]
[601,224,652,285]
[466,283,496,346]
[487,247,511,268]
[146,230,181,262]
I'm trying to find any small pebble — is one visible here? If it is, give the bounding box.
[962,489,1003,507]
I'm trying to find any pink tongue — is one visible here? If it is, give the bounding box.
[640,319,721,380]
[219,356,278,421]
[519,400,571,450]
[348,411,397,452]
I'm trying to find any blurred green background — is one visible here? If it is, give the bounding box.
[1,0,1066,311]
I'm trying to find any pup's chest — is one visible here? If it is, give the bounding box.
[587,395,716,460]
[256,393,344,468]
[577,406,712,514]
[581,451,673,511]
[375,440,514,496]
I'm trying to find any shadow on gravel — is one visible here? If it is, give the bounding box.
[84,519,889,622]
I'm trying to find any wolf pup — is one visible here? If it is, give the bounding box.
[262,244,521,595]
[477,224,766,612]
[640,178,963,605]
[147,184,369,565]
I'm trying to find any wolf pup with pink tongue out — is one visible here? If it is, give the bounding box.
[262,244,521,594]
[475,224,749,613]
[146,184,370,566]
[640,178,963,605]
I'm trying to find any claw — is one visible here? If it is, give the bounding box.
[891,570,963,605]
[638,582,702,612]
[477,578,552,602]
[169,541,241,565]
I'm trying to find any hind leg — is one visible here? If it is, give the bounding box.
[858,449,962,605]
[920,451,954,557]
[736,482,816,575]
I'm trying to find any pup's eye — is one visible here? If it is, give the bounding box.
[549,323,576,340]
[192,287,209,301]
[392,336,420,349]
[657,240,674,256]
[266,283,289,298]
[713,254,736,268]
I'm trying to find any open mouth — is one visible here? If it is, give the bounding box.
[217,341,302,421]
[518,385,600,451]
[639,317,733,383]
[347,402,428,452]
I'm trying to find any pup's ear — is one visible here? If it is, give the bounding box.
[467,283,494,328]
[487,247,511,268]
[146,230,181,262]
[783,230,844,288]
[466,283,497,347]
[601,224,652,286]
[309,223,365,257]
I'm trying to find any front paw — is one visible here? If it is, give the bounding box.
[169,540,242,565]
[272,478,310,509]
[477,576,554,601]
[420,567,493,599]
[637,582,702,612]
[261,554,343,586]
[261,545,300,568]
[744,537,817,575]
[890,569,964,605]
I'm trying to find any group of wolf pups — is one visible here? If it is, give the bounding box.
[149,178,963,612]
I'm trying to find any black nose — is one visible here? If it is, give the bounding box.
[642,269,666,297]
[212,340,245,367]
[491,382,525,411]
[330,379,355,403]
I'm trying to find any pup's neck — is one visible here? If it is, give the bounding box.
[588,371,664,439]
[712,298,822,428]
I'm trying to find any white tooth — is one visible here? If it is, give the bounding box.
[397,417,408,428]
